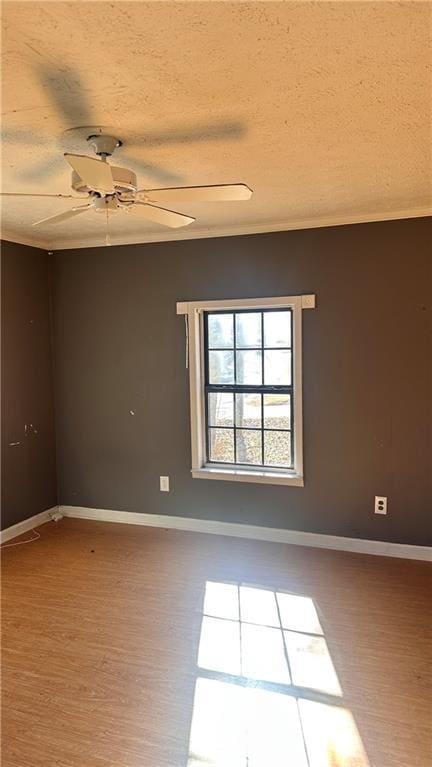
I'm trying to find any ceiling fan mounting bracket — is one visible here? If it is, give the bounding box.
[87,134,122,157]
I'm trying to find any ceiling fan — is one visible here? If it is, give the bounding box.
[1,133,253,236]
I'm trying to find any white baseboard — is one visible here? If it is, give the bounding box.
[60,505,431,562]
[0,506,59,544]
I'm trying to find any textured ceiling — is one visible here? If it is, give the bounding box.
[1,1,431,249]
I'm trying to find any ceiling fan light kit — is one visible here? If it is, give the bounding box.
[2,132,253,235]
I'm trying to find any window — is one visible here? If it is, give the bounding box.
[177,295,315,485]
[205,309,293,470]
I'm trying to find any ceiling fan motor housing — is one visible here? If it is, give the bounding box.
[71,166,138,196]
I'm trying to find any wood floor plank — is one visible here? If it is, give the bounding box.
[1,518,431,767]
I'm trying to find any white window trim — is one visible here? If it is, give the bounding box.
[177,295,315,486]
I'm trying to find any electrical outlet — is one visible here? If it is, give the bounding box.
[160,476,170,492]
[374,496,387,515]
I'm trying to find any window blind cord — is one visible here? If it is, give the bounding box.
[185,314,189,369]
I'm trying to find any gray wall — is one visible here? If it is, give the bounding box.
[52,218,431,545]
[1,241,57,529]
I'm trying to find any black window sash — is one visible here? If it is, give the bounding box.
[204,309,294,469]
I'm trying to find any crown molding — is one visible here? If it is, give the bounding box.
[2,207,431,252]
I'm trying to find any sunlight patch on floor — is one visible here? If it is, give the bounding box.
[188,678,308,767]
[198,616,241,676]
[189,581,369,767]
[198,582,340,694]
[241,622,290,684]
[276,591,323,634]
[299,698,370,767]
[240,584,280,626]
[284,631,342,695]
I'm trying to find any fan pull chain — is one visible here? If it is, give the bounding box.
[105,207,111,246]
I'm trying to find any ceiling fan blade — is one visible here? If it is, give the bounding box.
[1,193,80,198]
[33,204,92,227]
[131,202,194,228]
[141,184,253,204]
[64,153,115,194]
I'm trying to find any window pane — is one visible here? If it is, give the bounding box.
[236,350,262,385]
[204,581,239,620]
[264,430,292,467]
[240,586,280,627]
[264,394,291,429]
[264,349,291,385]
[209,350,234,384]
[236,429,262,465]
[198,616,241,675]
[241,623,290,683]
[235,312,261,348]
[209,428,234,463]
[276,593,323,635]
[208,392,234,427]
[208,313,233,348]
[264,310,291,348]
[235,393,262,428]
[284,632,342,696]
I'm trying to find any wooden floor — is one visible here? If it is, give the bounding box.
[1,518,431,767]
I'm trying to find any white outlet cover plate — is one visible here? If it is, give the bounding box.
[375,496,387,514]
[160,476,170,492]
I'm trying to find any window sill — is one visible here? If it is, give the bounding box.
[191,466,304,487]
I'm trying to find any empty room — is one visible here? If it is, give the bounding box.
[1,1,431,766]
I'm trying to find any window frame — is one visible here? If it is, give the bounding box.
[178,295,315,486]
